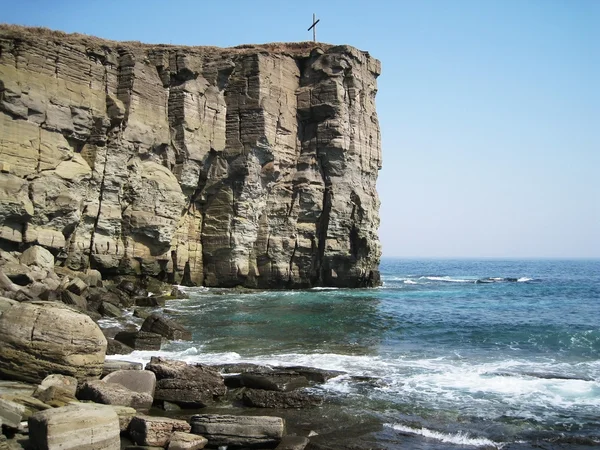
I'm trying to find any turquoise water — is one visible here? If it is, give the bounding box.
[114,259,600,448]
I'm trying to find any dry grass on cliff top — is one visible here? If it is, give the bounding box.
[0,23,333,54]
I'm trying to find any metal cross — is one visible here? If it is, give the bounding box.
[308,13,320,42]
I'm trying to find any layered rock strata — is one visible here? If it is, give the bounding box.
[0,25,382,288]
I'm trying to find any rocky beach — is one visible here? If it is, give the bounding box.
[0,25,384,449]
[0,248,360,449]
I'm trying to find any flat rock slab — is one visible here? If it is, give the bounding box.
[103,369,156,397]
[77,380,153,410]
[103,360,143,376]
[242,389,324,409]
[241,372,310,391]
[278,366,346,383]
[145,357,226,408]
[0,397,26,428]
[128,415,191,447]
[168,431,208,450]
[190,414,284,448]
[28,403,120,450]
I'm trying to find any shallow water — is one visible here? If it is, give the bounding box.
[110,259,600,448]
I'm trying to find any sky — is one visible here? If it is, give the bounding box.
[2,0,599,258]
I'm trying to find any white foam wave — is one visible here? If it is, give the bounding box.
[517,277,532,282]
[421,276,473,283]
[106,347,600,422]
[310,287,340,291]
[385,423,502,448]
[404,280,418,285]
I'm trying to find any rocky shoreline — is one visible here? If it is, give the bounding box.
[1,245,382,450]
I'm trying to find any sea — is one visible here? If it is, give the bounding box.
[107,259,600,449]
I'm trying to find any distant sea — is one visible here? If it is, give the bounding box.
[108,259,600,449]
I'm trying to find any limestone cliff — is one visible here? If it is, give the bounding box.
[0,26,382,288]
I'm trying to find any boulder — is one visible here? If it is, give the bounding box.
[141,313,192,340]
[37,374,78,397]
[77,380,153,410]
[240,371,310,391]
[117,280,148,298]
[1,262,33,285]
[133,308,152,319]
[0,271,20,292]
[106,338,134,355]
[99,301,123,318]
[28,404,120,450]
[275,436,310,450]
[242,389,324,409]
[103,369,156,397]
[19,245,54,269]
[33,385,78,407]
[0,397,26,428]
[108,405,136,433]
[102,360,143,377]
[128,415,191,447]
[168,432,208,450]
[0,299,107,383]
[60,290,88,310]
[190,414,284,448]
[145,357,226,408]
[134,295,166,307]
[114,330,163,350]
[66,277,88,296]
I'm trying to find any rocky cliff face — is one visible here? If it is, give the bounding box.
[0,26,382,288]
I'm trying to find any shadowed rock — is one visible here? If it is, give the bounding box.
[141,313,192,340]
[242,389,324,409]
[145,357,226,408]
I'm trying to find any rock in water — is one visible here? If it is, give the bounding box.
[145,357,226,407]
[242,389,324,408]
[0,299,107,383]
[141,313,192,340]
[0,25,382,288]
[190,414,284,448]
[28,404,120,450]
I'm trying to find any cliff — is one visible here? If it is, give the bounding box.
[0,25,382,288]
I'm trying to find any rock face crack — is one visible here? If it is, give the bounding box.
[0,27,382,288]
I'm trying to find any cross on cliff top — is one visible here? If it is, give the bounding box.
[308,13,320,42]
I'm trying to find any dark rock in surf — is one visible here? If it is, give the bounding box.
[145,357,226,408]
[114,330,163,351]
[242,389,324,409]
[240,371,311,392]
[140,313,192,341]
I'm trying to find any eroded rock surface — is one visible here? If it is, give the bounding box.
[0,26,382,288]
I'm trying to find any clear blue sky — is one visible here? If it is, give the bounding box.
[3,0,599,258]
